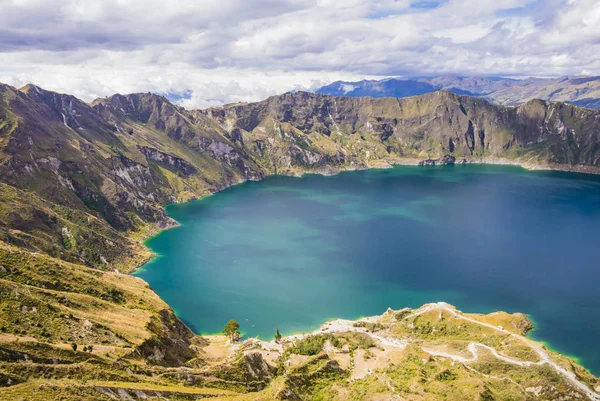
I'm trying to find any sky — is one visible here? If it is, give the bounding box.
[0,0,599,108]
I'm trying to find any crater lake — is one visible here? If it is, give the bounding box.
[134,165,600,374]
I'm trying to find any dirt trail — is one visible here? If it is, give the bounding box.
[246,302,599,401]
[282,317,408,349]
[414,303,600,401]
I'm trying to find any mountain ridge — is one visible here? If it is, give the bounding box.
[2,82,600,270]
[1,81,600,399]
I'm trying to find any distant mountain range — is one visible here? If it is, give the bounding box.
[316,76,600,108]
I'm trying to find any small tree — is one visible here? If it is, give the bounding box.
[274,328,282,343]
[71,343,77,352]
[88,345,93,353]
[223,320,240,343]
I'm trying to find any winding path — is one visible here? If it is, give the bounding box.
[413,303,600,401]
[254,302,600,401]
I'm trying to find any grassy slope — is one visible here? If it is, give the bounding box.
[1,84,600,399]
[1,303,598,400]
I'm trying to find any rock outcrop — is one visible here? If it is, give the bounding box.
[2,84,600,273]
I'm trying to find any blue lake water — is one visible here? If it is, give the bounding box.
[135,165,600,374]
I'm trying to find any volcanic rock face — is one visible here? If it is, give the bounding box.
[1,83,600,270]
[419,155,458,166]
[137,146,197,176]
[1,83,600,400]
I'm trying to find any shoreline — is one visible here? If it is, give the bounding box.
[129,158,599,376]
[526,313,584,366]
[216,302,600,394]
[134,157,600,274]
[137,157,600,259]
[198,305,593,376]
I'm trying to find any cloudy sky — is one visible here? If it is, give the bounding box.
[0,0,599,108]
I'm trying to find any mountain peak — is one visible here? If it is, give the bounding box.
[19,83,45,95]
[92,91,179,122]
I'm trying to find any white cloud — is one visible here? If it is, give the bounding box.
[0,0,598,108]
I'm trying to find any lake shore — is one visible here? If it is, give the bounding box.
[132,161,600,376]
[137,156,600,269]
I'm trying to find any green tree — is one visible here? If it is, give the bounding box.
[88,345,93,352]
[274,328,282,343]
[222,320,240,343]
[71,343,77,352]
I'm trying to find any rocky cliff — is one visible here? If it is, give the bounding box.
[2,83,600,398]
[2,84,600,271]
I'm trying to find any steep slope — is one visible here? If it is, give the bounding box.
[0,84,267,271]
[2,85,600,274]
[2,83,600,400]
[0,84,153,269]
[92,92,265,185]
[204,90,600,171]
[1,303,598,400]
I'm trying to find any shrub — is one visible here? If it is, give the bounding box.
[354,334,375,349]
[289,335,329,356]
[436,369,457,381]
[106,288,125,303]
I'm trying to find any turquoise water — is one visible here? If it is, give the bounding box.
[135,165,600,375]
